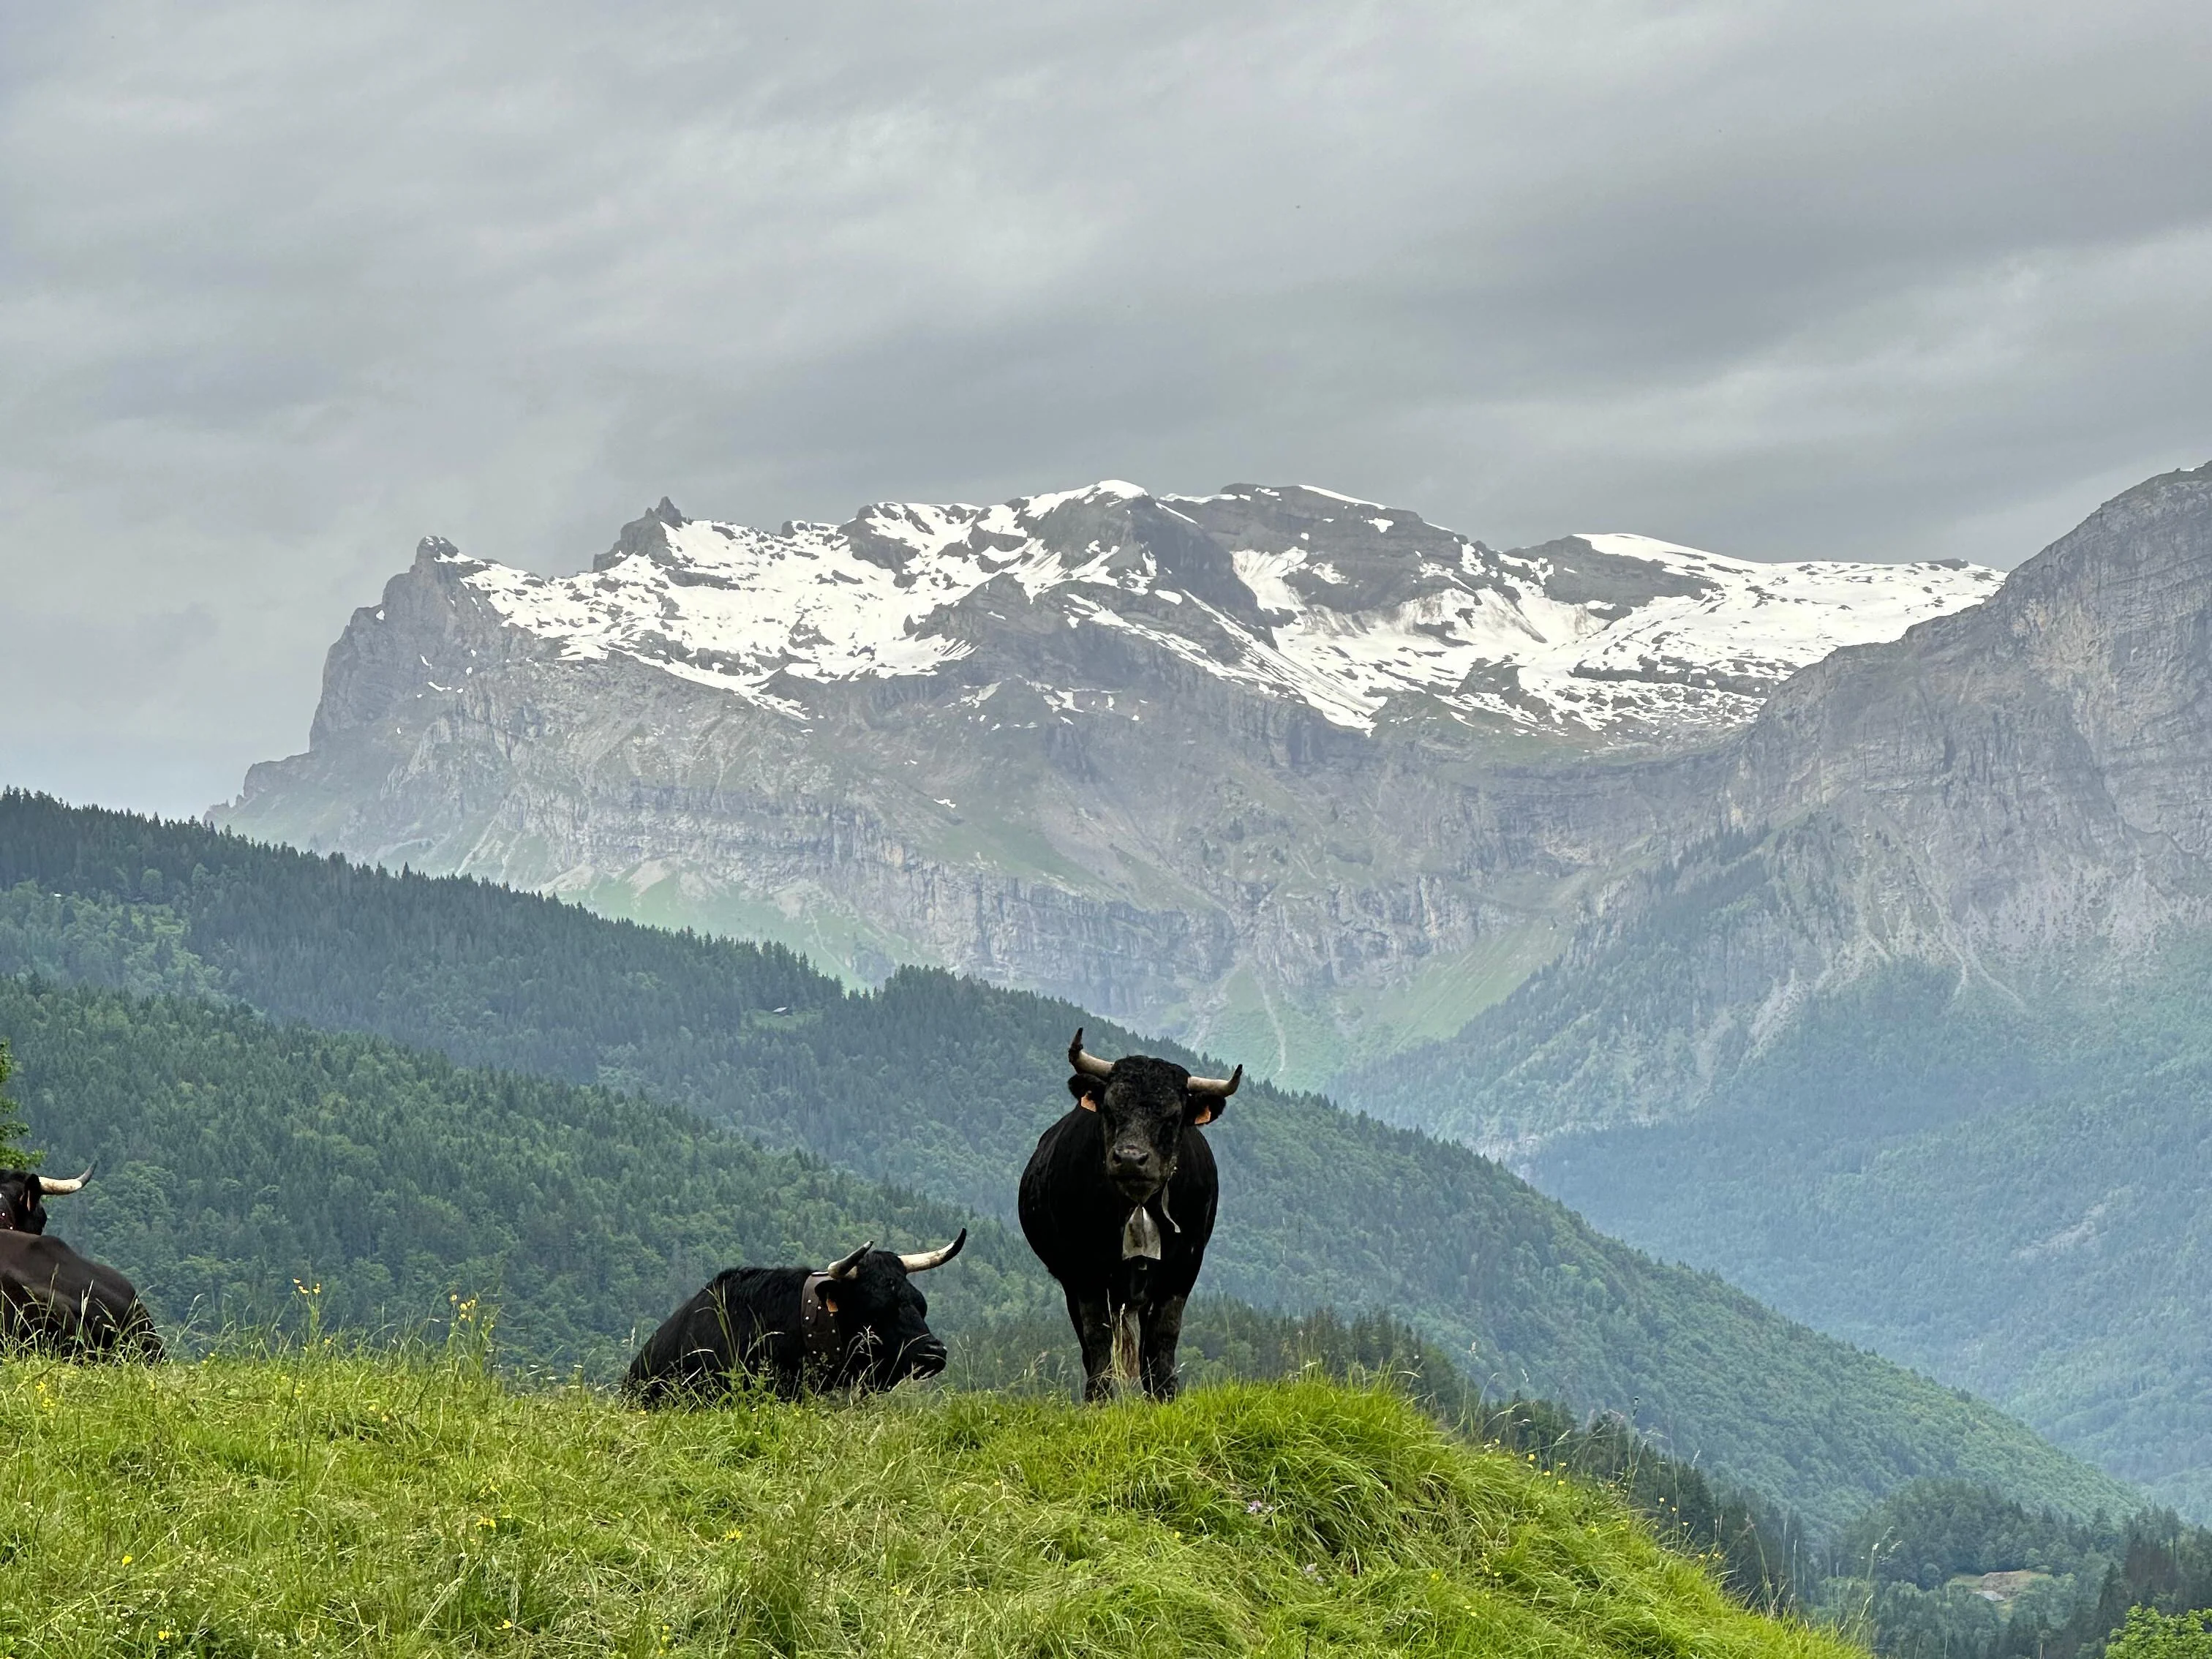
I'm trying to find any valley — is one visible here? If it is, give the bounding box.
[1342,461,2212,1513]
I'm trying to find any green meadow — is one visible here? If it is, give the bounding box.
[0,1350,1858,1659]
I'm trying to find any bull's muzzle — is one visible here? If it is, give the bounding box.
[1109,1144,1160,1200]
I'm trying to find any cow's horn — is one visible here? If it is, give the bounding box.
[1187,1064,1242,1098]
[898,1228,967,1274]
[1069,1028,1113,1078]
[824,1240,874,1280]
[37,1167,91,1196]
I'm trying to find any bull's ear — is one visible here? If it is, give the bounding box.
[1187,1095,1222,1127]
[1067,1076,1099,1110]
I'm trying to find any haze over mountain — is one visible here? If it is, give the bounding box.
[1342,459,2212,1513]
[214,481,1996,1083]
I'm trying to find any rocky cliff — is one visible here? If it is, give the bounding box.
[214,481,1996,1083]
[1343,460,2212,1143]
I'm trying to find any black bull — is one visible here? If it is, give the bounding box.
[1018,1030,1241,1402]
[625,1231,966,1404]
[0,1169,164,1361]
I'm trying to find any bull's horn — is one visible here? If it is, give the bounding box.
[824,1240,874,1281]
[1069,1028,1113,1079]
[37,1167,91,1196]
[897,1228,967,1274]
[1187,1064,1242,1098]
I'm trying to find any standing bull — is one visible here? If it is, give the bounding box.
[1019,1030,1240,1402]
[0,1167,165,1361]
[625,1231,967,1404]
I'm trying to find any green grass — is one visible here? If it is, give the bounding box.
[0,1354,1862,1659]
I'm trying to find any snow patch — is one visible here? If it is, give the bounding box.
[1020,479,1150,517]
[444,489,2004,741]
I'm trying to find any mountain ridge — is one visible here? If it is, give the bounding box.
[1338,459,2212,1513]
[213,480,1995,1082]
[364,478,2001,741]
[1348,459,2212,1151]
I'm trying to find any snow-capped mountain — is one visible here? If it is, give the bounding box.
[218,479,2006,1083]
[1336,461,2212,1515]
[448,481,1998,742]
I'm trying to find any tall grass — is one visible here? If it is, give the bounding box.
[0,1339,1867,1658]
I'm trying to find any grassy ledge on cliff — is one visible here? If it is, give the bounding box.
[0,1358,1857,1659]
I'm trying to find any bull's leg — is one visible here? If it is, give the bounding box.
[1065,1287,1117,1403]
[1139,1295,1187,1401]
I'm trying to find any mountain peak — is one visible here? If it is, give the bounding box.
[226,473,2020,1112]
[432,484,2004,740]
[593,497,691,572]
[1017,478,1151,515]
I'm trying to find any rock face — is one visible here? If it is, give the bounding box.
[1346,460,2212,1145]
[1329,462,2212,1515]
[214,480,1998,1081]
[1721,461,2212,950]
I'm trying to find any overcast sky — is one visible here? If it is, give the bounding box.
[4,1,2208,818]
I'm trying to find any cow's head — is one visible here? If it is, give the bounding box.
[0,1167,89,1234]
[1066,1029,1240,1205]
[814,1230,966,1390]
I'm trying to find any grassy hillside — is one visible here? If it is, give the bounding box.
[0,1353,1862,1659]
[959,1298,1814,1608]
[0,959,1826,1610]
[0,791,2140,1529]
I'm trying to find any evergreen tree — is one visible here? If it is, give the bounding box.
[2105,1609,2212,1659]
[0,1036,31,1167]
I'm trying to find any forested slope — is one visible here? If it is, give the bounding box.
[1339,815,2212,1514]
[0,974,1043,1368]
[0,790,2136,1530]
[1520,948,2212,1515]
[1814,1478,2212,1659]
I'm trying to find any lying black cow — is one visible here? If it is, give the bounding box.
[625,1231,966,1404]
[1019,1030,1239,1402]
[0,1167,164,1361]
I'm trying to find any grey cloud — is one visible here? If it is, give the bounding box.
[1,0,2207,816]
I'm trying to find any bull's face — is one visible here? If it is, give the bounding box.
[1067,1032,1241,1205]
[0,1168,84,1234]
[816,1231,965,1391]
